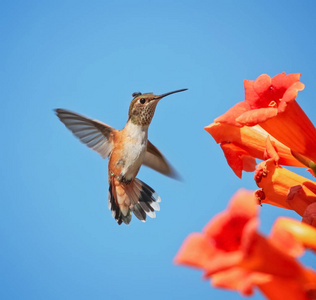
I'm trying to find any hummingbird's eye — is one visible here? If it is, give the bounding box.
[139,98,146,104]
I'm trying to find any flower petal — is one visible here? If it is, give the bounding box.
[220,143,256,178]
[174,233,215,268]
[244,72,303,111]
[203,189,258,251]
[260,100,316,162]
[287,184,316,216]
[264,136,280,163]
[211,268,270,296]
[270,218,305,257]
[240,224,306,278]
[303,202,316,228]
[258,276,316,300]
[214,102,250,127]
[236,107,278,126]
[272,217,316,252]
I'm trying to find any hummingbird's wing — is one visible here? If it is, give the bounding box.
[143,141,180,179]
[55,109,115,159]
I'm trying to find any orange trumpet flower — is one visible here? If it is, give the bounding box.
[174,189,258,272]
[215,73,316,163]
[255,159,316,216]
[174,190,316,298]
[205,122,304,178]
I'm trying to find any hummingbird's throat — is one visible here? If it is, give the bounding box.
[131,101,158,126]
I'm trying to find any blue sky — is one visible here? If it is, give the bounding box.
[1,1,316,299]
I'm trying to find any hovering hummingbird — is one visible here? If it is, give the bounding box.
[55,89,187,225]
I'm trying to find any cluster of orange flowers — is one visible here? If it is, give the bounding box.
[174,73,316,299]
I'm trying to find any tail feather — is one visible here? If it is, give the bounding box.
[107,177,160,225]
[132,203,147,221]
[108,182,131,225]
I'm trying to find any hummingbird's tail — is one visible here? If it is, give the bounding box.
[108,177,161,225]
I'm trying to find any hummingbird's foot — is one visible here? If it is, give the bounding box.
[117,175,132,185]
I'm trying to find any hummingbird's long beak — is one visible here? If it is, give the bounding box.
[153,88,188,100]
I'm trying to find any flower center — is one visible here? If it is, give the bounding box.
[268,100,278,108]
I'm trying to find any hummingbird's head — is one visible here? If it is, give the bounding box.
[128,89,187,126]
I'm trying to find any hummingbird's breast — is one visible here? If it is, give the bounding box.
[109,120,148,182]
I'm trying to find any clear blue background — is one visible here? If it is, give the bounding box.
[1,1,316,299]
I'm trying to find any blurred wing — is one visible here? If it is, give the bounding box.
[55,108,115,158]
[143,140,180,179]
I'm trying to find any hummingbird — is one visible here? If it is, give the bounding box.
[55,88,187,225]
